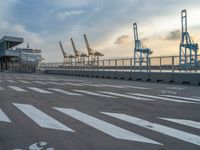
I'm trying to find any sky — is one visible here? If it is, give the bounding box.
[0,0,200,62]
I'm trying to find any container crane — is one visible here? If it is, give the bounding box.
[70,38,87,65]
[59,41,74,64]
[133,23,152,67]
[179,10,199,67]
[83,34,103,64]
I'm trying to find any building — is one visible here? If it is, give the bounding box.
[0,36,43,71]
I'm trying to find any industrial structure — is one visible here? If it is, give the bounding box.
[0,36,42,71]
[179,9,199,67]
[70,38,87,65]
[133,23,152,67]
[83,34,103,64]
[59,41,74,64]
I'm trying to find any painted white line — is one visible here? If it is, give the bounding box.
[0,87,5,90]
[0,108,11,122]
[193,96,200,99]
[73,90,117,98]
[49,88,82,96]
[7,80,15,83]
[19,80,31,84]
[8,86,27,92]
[102,112,200,146]
[159,118,200,130]
[79,83,103,87]
[28,87,52,94]
[54,108,160,145]
[99,91,153,101]
[33,81,47,85]
[14,103,74,132]
[120,85,150,90]
[128,93,195,103]
[97,84,124,88]
[47,82,63,85]
[159,95,200,102]
[64,83,83,87]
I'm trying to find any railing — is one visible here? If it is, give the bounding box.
[38,55,200,73]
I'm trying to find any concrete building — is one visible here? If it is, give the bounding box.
[0,36,42,71]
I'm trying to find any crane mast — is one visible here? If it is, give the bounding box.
[179,10,199,67]
[133,23,152,67]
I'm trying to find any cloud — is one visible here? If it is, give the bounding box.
[166,30,181,40]
[114,35,132,45]
[55,9,85,20]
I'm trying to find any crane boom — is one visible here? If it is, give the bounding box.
[59,41,67,58]
[84,34,93,55]
[71,38,79,57]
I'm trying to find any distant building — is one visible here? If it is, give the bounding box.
[0,36,43,71]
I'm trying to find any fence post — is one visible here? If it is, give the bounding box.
[160,57,162,72]
[172,56,175,73]
[130,58,133,72]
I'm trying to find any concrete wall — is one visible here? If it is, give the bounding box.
[44,69,200,85]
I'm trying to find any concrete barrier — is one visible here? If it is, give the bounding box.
[44,69,200,85]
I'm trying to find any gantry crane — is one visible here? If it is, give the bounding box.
[179,10,199,67]
[59,41,74,65]
[70,38,87,65]
[133,23,152,67]
[84,34,103,64]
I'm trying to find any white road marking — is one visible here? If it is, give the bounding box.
[47,82,63,85]
[73,90,117,98]
[128,93,195,103]
[28,87,52,94]
[19,80,31,84]
[53,108,160,145]
[97,84,124,88]
[99,91,154,101]
[159,90,177,95]
[159,118,200,129]
[159,95,200,102]
[79,83,103,87]
[64,83,83,86]
[33,81,47,85]
[0,108,11,122]
[7,80,15,83]
[193,96,200,99]
[49,88,82,96]
[8,86,27,92]
[102,112,200,146]
[0,87,5,90]
[120,85,150,90]
[13,103,74,132]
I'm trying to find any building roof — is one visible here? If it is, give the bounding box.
[0,36,23,49]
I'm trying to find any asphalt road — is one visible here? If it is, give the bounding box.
[0,72,200,150]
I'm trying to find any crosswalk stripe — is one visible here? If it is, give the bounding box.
[7,80,15,83]
[8,86,27,92]
[159,118,200,129]
[0,87,5,90]
[47,82,63,85]
[64,83,83,86]
[97,84,124,88]
[33,81,47,85]
[19,80,31,84]
[49,88,82,96]
[128,93,195,103]
[99,91,154,101]
[79,83,103,87]
[0,108,11,122]
[102,112,200,146]
[120,85,150,90]
[159,95,200,102]
[73,90,117,98]
[13,103,74,132]
[53,108,161,144]
[28,87,52,94]
[193,96,200,99]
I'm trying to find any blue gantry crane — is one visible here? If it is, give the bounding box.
[133,23,152,67]
[179,10,199,67]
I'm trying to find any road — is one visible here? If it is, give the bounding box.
[0,72,200,150]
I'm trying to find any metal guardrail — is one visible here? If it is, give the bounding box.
[38,55,200,73]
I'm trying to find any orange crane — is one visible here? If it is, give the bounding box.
[70,38,87,65]
[84,34,103,64]
[59,41,74,64]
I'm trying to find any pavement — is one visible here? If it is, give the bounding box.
[0,72,200,150]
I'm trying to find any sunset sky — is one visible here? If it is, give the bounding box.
[0,0,200,62]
